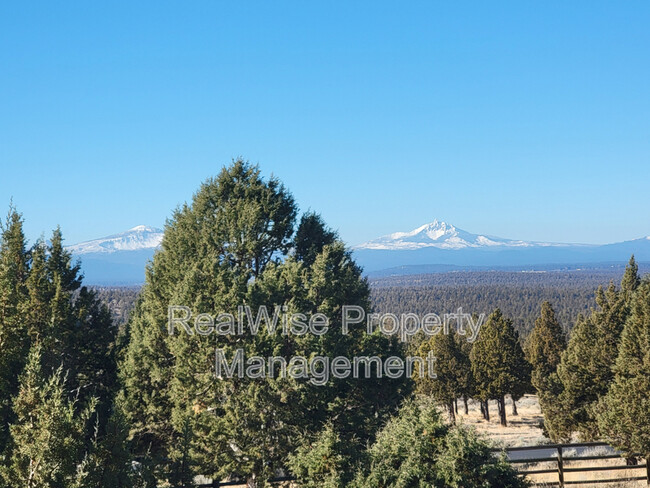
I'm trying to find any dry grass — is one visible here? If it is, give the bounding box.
[453,395,647,487]
[199,395,645,487]
[454,394,548,447]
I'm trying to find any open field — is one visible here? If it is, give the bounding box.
[455,394,548,447]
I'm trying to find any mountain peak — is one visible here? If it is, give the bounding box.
[128,224,160,232]
[356,219,532,251]
[66,225,164,254]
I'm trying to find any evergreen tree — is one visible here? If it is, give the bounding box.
[0,210,123,482]
[470,309,530,426]
[0,208,29,453]
[2,345,97,488]
[455,332,474,415]
[74,393,135,488]
[294,212,337,266]
[120,161,406,486]
[525,301,566,432]
[526,301,566,382]
[415,330,469,423]
[354,397,528,488]
[597,278,650,457]
[547,257,639,441]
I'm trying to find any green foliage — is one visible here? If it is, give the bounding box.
[294,212,338,266]
[355,397,528,488]
[436,427,528,488]
[0,208,125,485]
[2,345,97,488]
[371,271,604,338]
[597,278,650,457]
[0,208,30,452]
[73,392,135,488]
[288,424,349,488]
[547,257,639,441]
[525,301,566,380]
[415,331,470,423]
[470,309,530,426]
[525,302,567,437]
[120,160,406,485]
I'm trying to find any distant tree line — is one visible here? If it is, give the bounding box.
[93,286,140,328]
[372,281,596,338]
[99,271,603,337]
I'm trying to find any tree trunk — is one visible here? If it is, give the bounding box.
[454,398,458,414]
[482,400,490,421]
[511,396,518,416]
[625,456,638,466]
[448,401,456,424]
[463,395,469,415]
[499,396,507,427]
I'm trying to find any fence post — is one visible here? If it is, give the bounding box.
[212,479,220,488]
[557,446,564,488]
[646,457,649,486]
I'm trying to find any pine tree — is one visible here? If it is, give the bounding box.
[3,344,97,488]
[455,331,474,415]
[74,392,135,488]
[526,301,566,382]
[470,309,530,426]
[24,228,118,423]
[597,278,650,457]
[0,211,123,482]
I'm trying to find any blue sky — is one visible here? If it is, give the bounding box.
[1,1,649,246]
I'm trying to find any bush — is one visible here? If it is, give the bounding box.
[353,397,528,488]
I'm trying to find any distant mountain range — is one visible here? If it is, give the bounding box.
[353,220,650,275]
[66,220,650,285]
[66,226,163,285]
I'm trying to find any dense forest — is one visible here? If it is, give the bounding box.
[2,161,649,488]
[96,267,650,338]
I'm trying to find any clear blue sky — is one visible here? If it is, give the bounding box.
[1,1,649,246]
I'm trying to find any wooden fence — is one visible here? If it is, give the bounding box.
[192,441,648,487]
[496,442,650,487]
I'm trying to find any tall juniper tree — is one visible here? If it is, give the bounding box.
[0,209,125,485]
[470,309,530,427]
[525,301,566,435]
[120,160,406,486]
[0,209,29,454]
[597,278,650,458]
[415,330,469,423]
[546,256,639,441]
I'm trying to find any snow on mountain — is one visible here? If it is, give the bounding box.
[355,219,546,250]
[66,225,164,255]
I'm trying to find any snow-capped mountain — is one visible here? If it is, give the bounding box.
[66,226,163,285]
[353,219,650,274]
[66,225,163,254]
[65,221,650,285]
[356,219,545,250]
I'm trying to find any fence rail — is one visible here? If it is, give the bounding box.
[193,442,647,487]
[493,442,650,487]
